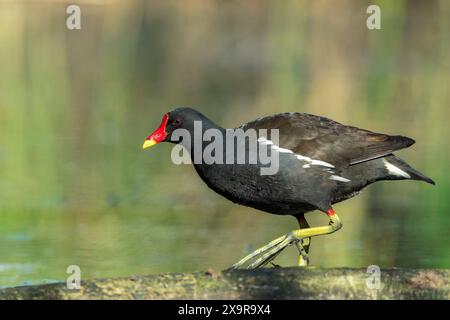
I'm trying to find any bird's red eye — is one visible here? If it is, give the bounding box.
[173,119,182,126]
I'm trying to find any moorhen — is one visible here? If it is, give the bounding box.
[142,107,434,269]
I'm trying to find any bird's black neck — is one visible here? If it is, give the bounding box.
[173,115,227,163]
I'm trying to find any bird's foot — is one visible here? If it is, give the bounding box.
[269,262,282,268]
[296,241,310,266]
[230,232,308,270]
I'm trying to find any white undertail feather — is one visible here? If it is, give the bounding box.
[383,159,411,178]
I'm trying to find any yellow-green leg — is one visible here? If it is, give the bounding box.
[296,214,311,267]
[231,209,343,270]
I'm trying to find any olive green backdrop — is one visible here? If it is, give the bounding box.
[0,0,448,287]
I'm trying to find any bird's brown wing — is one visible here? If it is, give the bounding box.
[240,112,415,167]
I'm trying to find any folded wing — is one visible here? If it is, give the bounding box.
[240,112,415,167]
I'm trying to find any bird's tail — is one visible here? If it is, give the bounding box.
[383,155,435,185]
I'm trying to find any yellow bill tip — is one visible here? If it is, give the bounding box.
[142,139,157,149]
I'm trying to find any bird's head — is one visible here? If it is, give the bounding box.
[142,107,208,149]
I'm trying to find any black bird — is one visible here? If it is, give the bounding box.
[142,107,434,269]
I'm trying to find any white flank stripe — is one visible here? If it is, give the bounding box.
[258,137,335,168]
[310,159,335,168]
[383,159,411,178]
[329,175,351,183]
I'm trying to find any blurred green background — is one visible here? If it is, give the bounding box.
[0,0,449,288]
